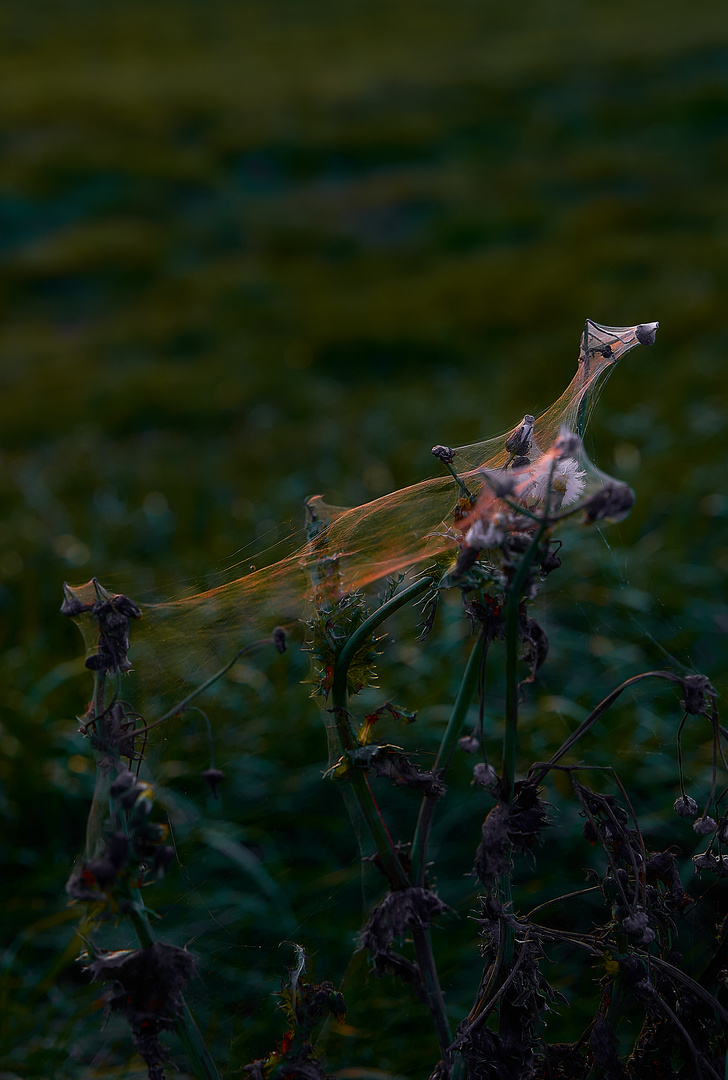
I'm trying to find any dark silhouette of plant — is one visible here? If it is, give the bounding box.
[60,320,728,1079]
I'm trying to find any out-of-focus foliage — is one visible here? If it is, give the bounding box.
[1,1,728,1076]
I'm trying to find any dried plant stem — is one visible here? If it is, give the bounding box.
[83,670,221,1080]
[85,671,117,858]
[125,897,221,1080]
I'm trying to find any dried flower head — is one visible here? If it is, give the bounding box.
[674,794,699,818]
[581,482,635,524]
[201,767,226,799]
[693,815,717,836]
[520,455,586,509]
[431,444,457,464]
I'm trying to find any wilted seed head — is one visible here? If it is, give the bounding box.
[553,425,583,459]
[432,444,456,464]
[635,322,659,346]
[110,769,137,798]
[107,832,131,870]
[522,454,586,509]
[459,735,480,754]
[582,482,635,524]
[88,941,196,1023]
[66,863,107,902]
[693,851,728,876]
[505,414,535,456]
[680,673,715,716]
[60,582,92,618]
[273,626,287,654]
[108,594,142,620]
[201,767,225,798]
[479,469,518,499]
[360,886,450,954]
[472,762,498,789]
[540,545,562,575]
[127,784,154,827]
[674,794,699,818]
[621,911,656,946]
[464,516,506,552]
[693,815,717,836]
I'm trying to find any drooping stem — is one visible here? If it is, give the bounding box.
[529,670,691,787]
[151,636,278,730]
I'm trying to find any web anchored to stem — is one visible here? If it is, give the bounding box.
[61,318,728,1079]
[64,319,658,712]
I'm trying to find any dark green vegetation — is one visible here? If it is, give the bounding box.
[1,2,728,1077]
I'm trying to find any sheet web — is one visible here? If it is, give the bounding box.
[66,319,657,719]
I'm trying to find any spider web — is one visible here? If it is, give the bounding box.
[65,319,657,716]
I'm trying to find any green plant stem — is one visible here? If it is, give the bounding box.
[152,640,267,728]
[330,575,455,1062]
[501,589,520,805]
[331,575,434,705]
[85,672,110,859]
[529,670,688,787]
[411,633,485,887]
[440,458,473,503]
[411,926,455,1064]
[500,522,546,801]
[330,575,435,890]
[491,524,548,1049]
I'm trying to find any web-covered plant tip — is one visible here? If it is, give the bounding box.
[63,318,655,695]
[60,320,728,1080]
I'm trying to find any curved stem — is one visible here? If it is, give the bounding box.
[331,575,434,705]
[152,637,276,729]
[85,672,110,859]
[528,670,686,787]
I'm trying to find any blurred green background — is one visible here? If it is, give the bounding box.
[2,1,728,1076]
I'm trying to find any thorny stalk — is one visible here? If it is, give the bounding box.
[69,598,224,1080]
